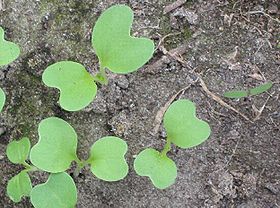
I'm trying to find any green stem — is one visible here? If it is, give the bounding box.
[74,159,88,177]
[22,161,32,169]
[22,161,38,172]
[93,65,109,85]
[161,137,172,156]
[100,66,106,77]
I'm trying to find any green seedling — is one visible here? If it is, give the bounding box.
[92,5,154,74]
[0,26,20,112]
[0,87,5,112]
[224,81,273,99]
[6,137,32,202]
[43,5,154,111]
[134,99,211,189]
[30,172,77,208]
[0,26,20,66]
[42,61,97,111]
[6,117,129,207]
[7,171,32,203]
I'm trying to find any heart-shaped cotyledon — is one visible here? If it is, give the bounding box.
[30,172,77,208]
[134,148,177,189]
[0,26,20,66]
[7,171,32,203]
[92,5,155,74]
[164,99,211,148]
[88,136,129,181]
[30,117,78,173]
[42,61,97,111]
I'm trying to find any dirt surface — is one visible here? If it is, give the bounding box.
[0,0,279,207]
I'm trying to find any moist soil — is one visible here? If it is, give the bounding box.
[0,0,279,207]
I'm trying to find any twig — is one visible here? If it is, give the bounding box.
[0,0,4,11]
[163,0,187,14]
[159,44,192,71]
[199,77,253,123]
[224,138,240,167]
[155,31,182,51]
[253,93,273,121]
[154,33,254,123]
[153,78,199,135]
[247,10,280,24]
[240,15,264,36]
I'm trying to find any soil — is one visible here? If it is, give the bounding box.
[0,0,279,207]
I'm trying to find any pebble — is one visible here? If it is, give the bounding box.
[173,8,199,25]
[115,76,129,89]
[268,4,278,14]
[265,182,279,194]
[254,52,266,64]
[0,127,6,136]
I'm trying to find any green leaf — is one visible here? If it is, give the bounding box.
[42,61,97,111]
[7,171,32,203]
[224,82,273,99]
[249,81,273,96]
[89,136,128,181]
[30,172,77,208]
[224,90,248,98]
[164,99,211,148]
[0,26,20,66]
[134,148,177,189]
[6,137,31,164]
[0,87,5,112]
[30,117,78,173]
[92,5,154,74]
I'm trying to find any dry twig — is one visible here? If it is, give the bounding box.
[155,31,182,51]
[163,0,187,14]
[247,10,280,24]
[151,32,255,124]
[253,93,273,121]
[0,0,4,11]
[153,79,199,135]
[199,77,253,123]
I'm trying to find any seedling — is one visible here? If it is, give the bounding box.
[0,26,20,112]
[0,26,20,66]
[0,87,5,112]
[134,99,211,189]
[224,81,273,99]
[43,5,154,111]
[6,117,129,207]
[30,172,77,208]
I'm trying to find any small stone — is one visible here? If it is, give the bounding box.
[115,76,129,89]
[83,93,107,114]
[0,127,6,136]
[185,10,199,25]
[108,110,131,136]
[253,5,264,12]
[173,8,199,25]
[268,4,278,14]
[254,52,266,64]
[265,182,279,194]
[229,129,239,139]
[199,55,208,62]
[170,15,179,29]
[0,70,5,80]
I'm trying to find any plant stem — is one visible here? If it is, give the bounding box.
[74,159,88,177]
[93,65,109,85]
[22,161,38,172]
[22,161,32,169]
[161,137,171,156]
